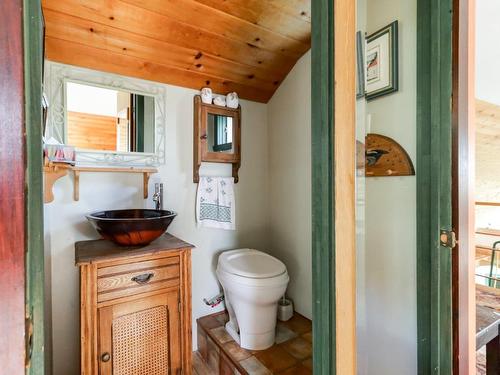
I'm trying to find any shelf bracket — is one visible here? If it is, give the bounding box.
[44,163,70,203]
[73,171,81,201]
[143,172,153,199]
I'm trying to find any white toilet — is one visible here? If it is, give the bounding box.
[216,249,289,350]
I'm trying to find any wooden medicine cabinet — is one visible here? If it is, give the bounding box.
[193,95,241,183]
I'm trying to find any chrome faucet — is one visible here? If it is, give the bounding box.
[152,183,163,210]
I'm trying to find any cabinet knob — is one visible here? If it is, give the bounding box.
[101,352,111,362]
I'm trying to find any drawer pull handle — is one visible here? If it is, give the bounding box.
[131,273,154,284]
[101,352,111,362]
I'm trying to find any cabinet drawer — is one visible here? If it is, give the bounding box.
[97,256,180,302]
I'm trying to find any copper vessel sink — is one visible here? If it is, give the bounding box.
[86,209,177,246]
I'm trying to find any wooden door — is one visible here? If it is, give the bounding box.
[24,0,46,373]
[416,0,454,373]
[1,0,44,373]
[98,290,182,375]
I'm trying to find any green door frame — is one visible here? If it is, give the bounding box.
[311,0,335,373]
[311,0,357,374]
[24,0,45,373]
[417,0,454,374]
[311,0,456,373]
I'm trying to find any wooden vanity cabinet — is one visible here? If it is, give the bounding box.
[76,234,194,375]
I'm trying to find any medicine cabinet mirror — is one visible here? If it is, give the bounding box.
[193,95,241,183]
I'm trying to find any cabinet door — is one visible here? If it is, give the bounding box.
[98,290,181,375]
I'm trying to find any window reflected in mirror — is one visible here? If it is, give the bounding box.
[207,113,233,153]
[66,82,155,153]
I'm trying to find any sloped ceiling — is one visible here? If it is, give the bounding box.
[42,0,311,103]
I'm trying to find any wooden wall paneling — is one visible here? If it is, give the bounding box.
[334,0,356,373]
[41,0,311,102]
[193,0,311,42]
[45,37,274,103]
[41,0,299,73]
[0,0,26,373]
[121,0,309,56]
[43,9,283,92]
[67,111,118,151]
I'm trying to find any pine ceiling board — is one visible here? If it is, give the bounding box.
[193,0,311,42]
[42,0,311,103]
[44,10,282,92]
[42,0,298,73]
[122,0,310,56]
[45,37,274,102]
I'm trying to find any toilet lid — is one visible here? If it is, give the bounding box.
[218,249,287,278]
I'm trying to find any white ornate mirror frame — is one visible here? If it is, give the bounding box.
[44,61,166,166]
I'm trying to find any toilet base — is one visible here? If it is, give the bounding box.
[225,322,275,350]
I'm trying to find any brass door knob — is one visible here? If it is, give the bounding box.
[101,352,111,362]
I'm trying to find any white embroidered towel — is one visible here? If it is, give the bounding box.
[196,176,235,230]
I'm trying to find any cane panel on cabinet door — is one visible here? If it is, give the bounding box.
[97,290,181,375]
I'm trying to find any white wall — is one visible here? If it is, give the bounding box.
[267,51,312,319]
[363,1,418,374]
[475,0,500,229]
[45,63,269,375]
[476,0,500,106]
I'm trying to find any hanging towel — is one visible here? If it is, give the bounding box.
[196,176,235,230]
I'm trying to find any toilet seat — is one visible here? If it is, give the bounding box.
[216,248,289,350]
[217,267,289,287]
[218,249,287,278]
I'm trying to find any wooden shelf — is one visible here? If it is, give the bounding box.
[43,160,157,203]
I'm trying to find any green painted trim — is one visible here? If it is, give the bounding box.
[311,0,335,374]
[416,0,453,373]
[23,1,45,374]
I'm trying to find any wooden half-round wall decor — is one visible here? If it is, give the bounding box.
[365,133,415,177]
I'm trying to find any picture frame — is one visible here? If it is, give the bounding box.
[356,31,365,99]
[365,21,399,101]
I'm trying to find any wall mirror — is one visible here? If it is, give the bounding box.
[45,62,165,166]
[207,113,234,153]
[193,95,241,183]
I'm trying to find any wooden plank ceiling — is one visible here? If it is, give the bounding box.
[42,0,311,103]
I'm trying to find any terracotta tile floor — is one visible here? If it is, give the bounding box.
[194,311,312,375]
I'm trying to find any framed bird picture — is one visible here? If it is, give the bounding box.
[365,21,399,101]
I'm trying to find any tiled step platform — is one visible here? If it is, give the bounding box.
[194,310,312,374]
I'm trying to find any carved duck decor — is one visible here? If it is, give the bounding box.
[366,149,388,166]
[365,133,415,177]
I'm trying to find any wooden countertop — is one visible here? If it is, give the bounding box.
[75,233,194,265]
[476,284,500,349]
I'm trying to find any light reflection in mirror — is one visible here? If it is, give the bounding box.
[207,113,234,153]
[65,81,155,153]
